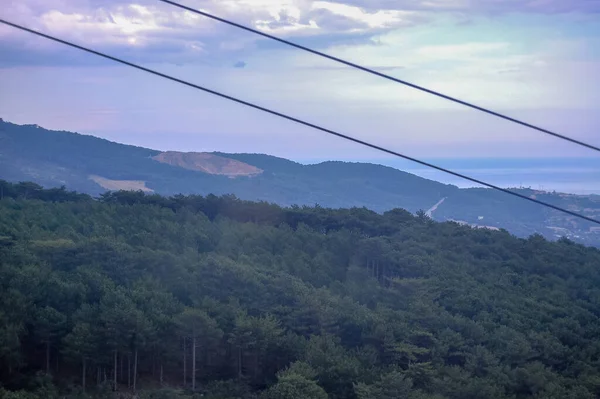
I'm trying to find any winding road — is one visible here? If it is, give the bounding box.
[426,197,447,218]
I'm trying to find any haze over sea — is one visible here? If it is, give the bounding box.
[301,157,600,195]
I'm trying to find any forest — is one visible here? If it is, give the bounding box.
[1,180,600,398]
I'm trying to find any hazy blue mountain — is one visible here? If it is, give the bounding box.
[1,118,599,246]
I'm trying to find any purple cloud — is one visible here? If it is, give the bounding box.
[4,0,595,69]
[1,0,421,67]
[339,0,600,13]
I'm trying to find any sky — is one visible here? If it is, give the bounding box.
[0,0,599,165]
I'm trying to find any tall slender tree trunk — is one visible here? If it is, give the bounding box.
[46,341,50,374]
[183,337,187,387]
[192,336,197,391]
[133,348,138,392]
[128,355,131,389]
[113,350,118,391]
[238,347,242,379]
[152,347,156,378]
[120,351,124,381]
[160,363,164,386]
[82,357,86,393]
[96,366,100,386]
[253,352,259,380]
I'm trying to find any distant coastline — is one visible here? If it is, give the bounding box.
[298,157,600,195]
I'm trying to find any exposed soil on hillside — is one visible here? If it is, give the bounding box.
[152,151,263,177]
[89,175,154,192]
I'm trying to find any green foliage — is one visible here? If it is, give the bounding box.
[138,388,191,399]
[1,182,600,398]
[0,389,41,399]
[261,373,328,399]
[355,371,413,399]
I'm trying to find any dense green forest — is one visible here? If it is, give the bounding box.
[1,181,600,399]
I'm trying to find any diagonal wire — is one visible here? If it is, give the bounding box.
[1,18,599,226]
[158,0,600,154]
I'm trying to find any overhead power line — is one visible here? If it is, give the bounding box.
[157,0,600,154]
[2,18,599,227]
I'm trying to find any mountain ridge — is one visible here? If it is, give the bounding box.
[1,118,599,247]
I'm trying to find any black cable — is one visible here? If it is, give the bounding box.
[157,0,600,154]
[2,18,599,226]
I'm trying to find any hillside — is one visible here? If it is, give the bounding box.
[1,183,600,398]
[152,152,263,177]
[1,119,599,246]
[0,119,451,210]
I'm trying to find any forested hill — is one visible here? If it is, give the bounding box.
[2,182,600,399]
[2,118,600,247]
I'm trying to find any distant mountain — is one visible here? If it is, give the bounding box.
[1,118,599,246]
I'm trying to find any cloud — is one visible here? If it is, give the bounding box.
[337,0,600,13]
[0,1,217,65]
[0,0,420,67]
[3,0,597,68]
[415,42,511,59]
[311,1,419,29]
